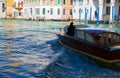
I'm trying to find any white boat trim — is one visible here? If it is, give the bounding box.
[110,46,120,51]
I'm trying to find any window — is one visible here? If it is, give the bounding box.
[2,3,5,8]
[63,0,66,4]
[95,11,97,18]
[14,11,17,16]
[87,0,89,5]
[26,0,28,3]
[76,31,85,40]
[74,0,76,5]
[112,34,120,43]
[32,0,34,2]
[50,8,53,15]
[30,8,32,15]
[57,8,60,15]
[50,0,53,4]
[58,0,61,4]
[63,9,66,15]
[79,8,82,13]
[30,0,32,2]
[70,9,72,15]
[42,0,45,4]
[106,6,110,15]
[39,0,41,3]
[35,8,40,15]
[77,30,95,43]
[70,0,73,5]
[43,8,45,15]
[79,0,83,5]
[106,0,110,3]
[85,33,95,43]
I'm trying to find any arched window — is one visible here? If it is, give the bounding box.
[79,8,82,13]
[63,9,66,15]
[57,8,60,15]
[70,0,73,5]
[63,0,66,4]
[106,6,110,15]
[70,9,72,15]
[43,8,45,15]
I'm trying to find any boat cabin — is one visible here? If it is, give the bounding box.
[75,28,120,47]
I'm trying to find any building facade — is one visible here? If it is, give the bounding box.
[0,0,5,18]
[13,0,24,18]
[22,0,62,20]
[73,0,120,23]
[3,0,120,23]
[5,0,14,18]
[61,0,73,20]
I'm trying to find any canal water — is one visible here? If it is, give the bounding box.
[0,20,120,78]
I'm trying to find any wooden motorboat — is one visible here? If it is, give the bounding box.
[57,25,120,63]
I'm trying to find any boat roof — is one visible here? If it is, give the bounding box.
[76,28,114,34]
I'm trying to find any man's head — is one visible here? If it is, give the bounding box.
[70,21,73,25]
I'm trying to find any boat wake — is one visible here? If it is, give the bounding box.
[35,48,120,78]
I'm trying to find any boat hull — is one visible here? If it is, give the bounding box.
[57,34,120,63]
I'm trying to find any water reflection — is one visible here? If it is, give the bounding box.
[4,20,16,31]
[0,20,63,77]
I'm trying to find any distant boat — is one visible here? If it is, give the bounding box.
[57,25,120,63]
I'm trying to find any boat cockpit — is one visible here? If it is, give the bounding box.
[94,33,120,46]
[75,28,120,47]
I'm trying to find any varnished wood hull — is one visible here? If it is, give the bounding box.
[57,34,120,63]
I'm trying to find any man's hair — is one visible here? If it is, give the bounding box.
[70,22,73,25]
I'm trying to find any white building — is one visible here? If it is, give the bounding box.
[0,0,5,18]
[12,0,120,23]
[23,0,62,20]
[73,0,120,23]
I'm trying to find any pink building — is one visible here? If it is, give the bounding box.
[61,0,73,21]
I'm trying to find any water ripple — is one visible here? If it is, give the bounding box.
[0,20,120,78]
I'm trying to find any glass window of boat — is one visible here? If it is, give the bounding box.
[100,33,120,46]
[94,34,106,46]
[76,31,84,40]
[102,34,108,45]
[85,33,95,43]
[108,34,112,44]
[112,34,120,43]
